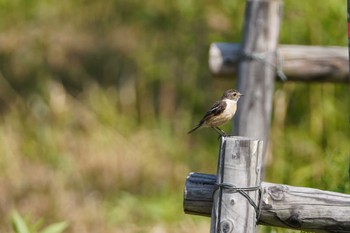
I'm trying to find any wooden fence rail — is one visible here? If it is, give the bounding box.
[209,43,349,82]
[184,172,350,232]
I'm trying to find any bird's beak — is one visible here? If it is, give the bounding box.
[240,93,244,96]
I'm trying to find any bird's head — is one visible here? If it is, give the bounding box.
[222,89,243,101]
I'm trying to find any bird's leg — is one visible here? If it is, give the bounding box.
[211,127,226,139]
[211,127,224,141]
[215,127,227,137]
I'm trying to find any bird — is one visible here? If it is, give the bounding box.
[188,89,243,136]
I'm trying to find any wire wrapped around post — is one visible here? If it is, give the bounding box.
[214,182,262,221]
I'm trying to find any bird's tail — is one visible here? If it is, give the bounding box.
[187,123,203,134]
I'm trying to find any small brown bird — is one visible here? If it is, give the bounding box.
[188,89,243,136]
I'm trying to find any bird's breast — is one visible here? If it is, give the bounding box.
[206,99,237,127]
[221,99,237,119]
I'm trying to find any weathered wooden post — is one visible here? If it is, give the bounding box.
[234,0,282,162]
[210,136,263,233]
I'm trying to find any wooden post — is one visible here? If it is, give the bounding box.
[210,136,263,233]
[184,173,350,232]
[234,0,282,163]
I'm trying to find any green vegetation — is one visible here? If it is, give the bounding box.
[0,0,348,232]
[11,210,68,233]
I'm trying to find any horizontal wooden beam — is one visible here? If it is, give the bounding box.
[209,43,349,83]
[184,172,350,232]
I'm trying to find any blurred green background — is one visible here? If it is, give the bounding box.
[0,0,348,232]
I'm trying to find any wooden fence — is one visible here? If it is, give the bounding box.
[183,0,350,232]
[184,171,350,232]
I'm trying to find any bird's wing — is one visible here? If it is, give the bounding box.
[201,100,227,122]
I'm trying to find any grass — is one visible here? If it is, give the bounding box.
[11,210,68,233]
[0,81,216,232]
